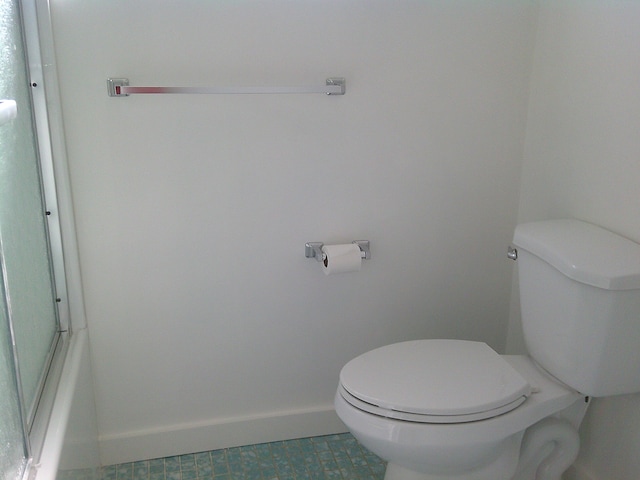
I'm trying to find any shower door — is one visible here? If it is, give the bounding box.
[0,0,63,477]
[0,288,27,480]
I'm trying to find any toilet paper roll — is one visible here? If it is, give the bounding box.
[322,244,362,275]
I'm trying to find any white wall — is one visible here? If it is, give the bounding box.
[509,2,640,479]
[49,0,538,465]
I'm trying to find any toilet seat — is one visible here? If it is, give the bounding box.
[339,339,531,424]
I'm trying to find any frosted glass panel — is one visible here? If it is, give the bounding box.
[0,0,59,421]
[0,284,27,480]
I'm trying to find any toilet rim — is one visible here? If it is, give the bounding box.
[338,383,528,424]
[335,355,585,448]
[339,340,532,419]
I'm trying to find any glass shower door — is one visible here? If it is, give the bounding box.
[0,0,62,477]
[1,0,60,418]
[0,285,27,480]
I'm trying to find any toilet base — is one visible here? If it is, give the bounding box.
[511,417,580,480]
[384,464,434,480]
[381,417,582,480]
[381,435,521,480]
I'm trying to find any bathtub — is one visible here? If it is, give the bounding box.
[34,329,100,480]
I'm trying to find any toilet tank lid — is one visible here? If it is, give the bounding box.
[513,219,640,290]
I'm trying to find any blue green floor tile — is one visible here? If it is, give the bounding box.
[100,433,385,480]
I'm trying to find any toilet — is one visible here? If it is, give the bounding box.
[335,219,640,480]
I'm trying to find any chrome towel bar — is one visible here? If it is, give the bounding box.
[107,77,345,97]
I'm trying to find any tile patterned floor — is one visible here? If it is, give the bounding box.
[100,433,386,480]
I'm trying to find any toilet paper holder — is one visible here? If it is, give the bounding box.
[305,240,371,262]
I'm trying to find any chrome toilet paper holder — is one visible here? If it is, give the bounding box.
[305,240,371,262]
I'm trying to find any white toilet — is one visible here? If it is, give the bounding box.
[335,219,640,480]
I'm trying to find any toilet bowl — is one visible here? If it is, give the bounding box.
[335,340,585,480]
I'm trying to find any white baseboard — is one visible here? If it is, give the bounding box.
[98,406,347,466]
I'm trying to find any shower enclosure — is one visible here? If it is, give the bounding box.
[0,1,96,479]
[1,0,64,476]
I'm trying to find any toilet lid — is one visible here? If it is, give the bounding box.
[339,340,531,423]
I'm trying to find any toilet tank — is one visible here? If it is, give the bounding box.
[513,219,640,397]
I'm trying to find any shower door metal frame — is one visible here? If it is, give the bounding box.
[20,1,73,466]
